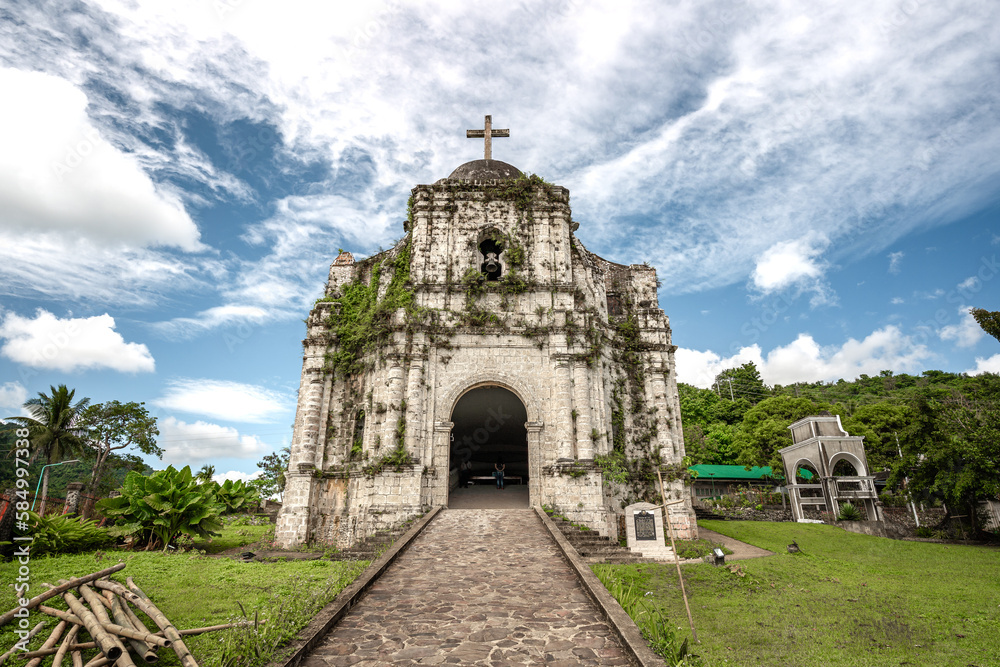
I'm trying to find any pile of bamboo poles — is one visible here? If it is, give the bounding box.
[0,563,258,667]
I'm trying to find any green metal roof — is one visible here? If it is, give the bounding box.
[688,464,813,480]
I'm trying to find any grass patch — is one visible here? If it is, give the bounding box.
[189,515,274,554]
[670,537,733,560]
[597,521,1000,666]
[0,551,367,667]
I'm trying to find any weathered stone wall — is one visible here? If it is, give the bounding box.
[275,173,696,548]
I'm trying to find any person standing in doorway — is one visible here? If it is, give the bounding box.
[494,457,505,490]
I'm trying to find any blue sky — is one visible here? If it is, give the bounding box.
[1,0,998,481]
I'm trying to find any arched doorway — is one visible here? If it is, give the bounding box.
[448,385,529,508]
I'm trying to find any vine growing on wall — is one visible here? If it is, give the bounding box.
[591,289,688,504]
[320,238,414,377]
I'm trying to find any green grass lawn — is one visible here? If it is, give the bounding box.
[599,521,1000,667]
[1,541,366,666]
[189,519,274,554]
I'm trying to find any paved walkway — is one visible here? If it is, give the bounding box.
[303,509,630,666]
[446,485,530,509]
[697,526,774,561]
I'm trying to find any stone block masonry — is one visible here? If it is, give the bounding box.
[275,155,697,549]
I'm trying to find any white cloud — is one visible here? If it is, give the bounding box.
[0,232,216,306]
[0,382,29,413]
[157,416,271,465]
[154,379,292,423]
[888,251,904,274]
[750,235,828,293]
[677,326,932,388]
[0,68,202,251]
[212,470,263,485]
[0,0,998,374]
[151,305,271,340]
[966,354,1000,375]
[0,310,155,373]
[957,276,979,292]
[939,306,984,348]
[675,346,764,389]
[917,289,945,300]
[891,297,904,305]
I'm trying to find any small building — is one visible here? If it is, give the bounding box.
[779,414,882,522]
[688,464,813,504]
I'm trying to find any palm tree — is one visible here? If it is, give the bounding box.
[6,385,90,515]
[196,464,216,484]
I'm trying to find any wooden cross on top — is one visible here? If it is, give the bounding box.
[466,115,509,160]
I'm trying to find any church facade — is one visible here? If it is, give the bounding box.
[275,122,696,548]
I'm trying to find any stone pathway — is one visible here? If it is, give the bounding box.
[446,485,530,509]
[303,509,631,666]
[696,526,774,561]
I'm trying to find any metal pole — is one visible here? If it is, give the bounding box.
[31,460,81,513]
[724,378,734,401]
[657,468,697,643]
[895,432,920,528]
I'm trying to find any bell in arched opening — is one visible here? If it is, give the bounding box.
[479,237,503,281]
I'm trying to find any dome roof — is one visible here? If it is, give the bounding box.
[448,159,522,181]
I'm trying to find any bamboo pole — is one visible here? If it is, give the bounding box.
[0,622,46,666]
[61,591,122,662]
[157,620,266,636]
[93,578,198,667]
[21,620,240,658]
[657,467,698,644]
[24,619,67,667]
[0,564,126,628]
[78,585,146,667]
[39,605,84,625]
[81,656,110,667]
[113,591,158,641]
[71,649,84,667]
[107,591,160,662]
[21,621,258,659]
[53,624,81,667]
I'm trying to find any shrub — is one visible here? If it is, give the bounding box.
[97,464,224,550]
[879,491,908,508]
[837,502,862,521]
[215,479,260,514]
[19,512,114,556]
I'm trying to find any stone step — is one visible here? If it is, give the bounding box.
[547,512,648,565]
[600,555,655,564]
[573,544,628,554]
[566,534,617,544]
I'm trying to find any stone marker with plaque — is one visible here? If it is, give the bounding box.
[624,502,676,561]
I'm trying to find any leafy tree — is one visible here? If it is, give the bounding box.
[196,464,216,484]
[733,395,827,477]
[714,362,770,404]
[971,308,1000,343]
[255,447,290,500]
[78,401,161,518]
[840,402,913,472]
[683,422,740,465]
[96,464,223,550]
[5,385,90,515]
[679,383,750,426]
[893,375,1000,533]
[89,453,154,497]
